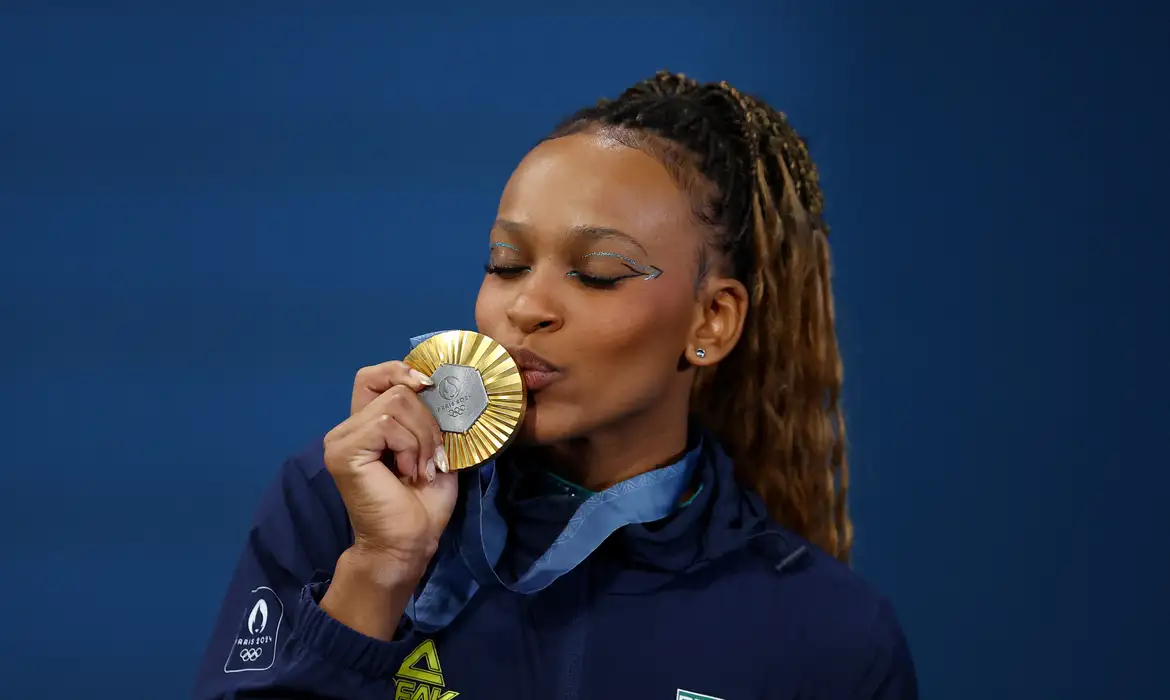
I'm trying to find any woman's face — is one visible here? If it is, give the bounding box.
[474,131,709,446]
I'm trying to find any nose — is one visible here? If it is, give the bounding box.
[505,273,564,335]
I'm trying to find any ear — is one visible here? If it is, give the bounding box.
[687,274,749,366]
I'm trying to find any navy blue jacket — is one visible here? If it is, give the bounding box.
[194,436,917,700]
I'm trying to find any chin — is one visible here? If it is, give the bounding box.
[514,396,587,446]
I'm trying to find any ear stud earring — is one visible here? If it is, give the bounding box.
[695,348,706,359]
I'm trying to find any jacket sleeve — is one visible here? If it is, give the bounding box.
[777,593,918,700]
[857,597,918,700]
[192,450,423,699]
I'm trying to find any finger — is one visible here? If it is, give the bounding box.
[351,361,435,415]
[371,413,421,483]
[324,411,416,482]
[370,385,444,482]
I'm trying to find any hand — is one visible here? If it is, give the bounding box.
[322,361,458,581]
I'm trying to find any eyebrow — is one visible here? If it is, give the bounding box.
[492,219,649,256]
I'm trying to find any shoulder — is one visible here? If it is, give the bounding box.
[775,542,892,628]
[713,532,895,638]
[250,438,352,567]
[281,437,333,484]
[733,537,917,696]
[260,438,341,511]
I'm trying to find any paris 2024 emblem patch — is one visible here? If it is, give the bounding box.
[223,586,284,673]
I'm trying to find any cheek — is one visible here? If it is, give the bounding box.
[570,287,692,381]
[474,281,504,336]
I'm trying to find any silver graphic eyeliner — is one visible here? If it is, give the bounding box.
[582,251,663,280]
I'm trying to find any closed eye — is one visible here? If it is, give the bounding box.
[483,263,528,279]
[484,258,662,290]
[567,271,644,289]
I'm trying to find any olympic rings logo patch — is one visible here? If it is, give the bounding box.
[239,648,264,662]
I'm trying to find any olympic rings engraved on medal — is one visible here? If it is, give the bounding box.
[239,647,263,662]
[449,404,467,418]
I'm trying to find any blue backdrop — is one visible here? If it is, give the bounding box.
[1,2,1166,698]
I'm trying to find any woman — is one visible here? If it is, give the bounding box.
[194,71,916,699]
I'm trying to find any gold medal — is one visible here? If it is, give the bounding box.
[403,330,527,471]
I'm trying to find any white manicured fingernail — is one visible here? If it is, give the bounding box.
[426,458,436,483]
[435,445,449,473]
[410,369,434,386]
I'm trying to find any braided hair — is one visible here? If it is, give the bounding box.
[549,71,851,562]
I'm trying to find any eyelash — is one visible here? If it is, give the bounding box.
[482,264,626,290]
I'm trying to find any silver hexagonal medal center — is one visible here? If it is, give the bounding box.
[419,363,488,434]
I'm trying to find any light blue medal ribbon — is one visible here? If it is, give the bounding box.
[462,447,700,594]
[408,330,455,352]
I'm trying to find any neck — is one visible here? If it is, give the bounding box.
[523,405,692,492]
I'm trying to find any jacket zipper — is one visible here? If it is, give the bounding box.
[560,561,591,700]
